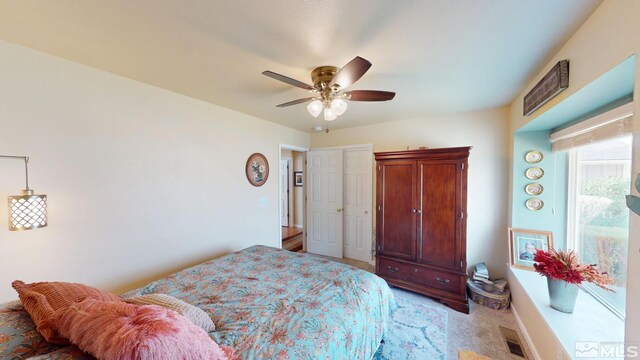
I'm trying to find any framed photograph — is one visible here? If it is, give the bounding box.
[245,153,269,187]
[508,228,553,271]
[294,171,303,187]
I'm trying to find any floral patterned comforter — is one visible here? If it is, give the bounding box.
[1,245,395,359]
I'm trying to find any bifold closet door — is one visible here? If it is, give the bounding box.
[306,149,344,258]
[343,149,373,263]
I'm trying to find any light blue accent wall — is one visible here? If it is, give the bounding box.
[512,131,568,248]
[511,56,636,249]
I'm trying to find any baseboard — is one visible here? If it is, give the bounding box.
[294,224,303,229]
[511,303,542,360]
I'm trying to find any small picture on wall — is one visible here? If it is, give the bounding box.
[294,171,303,187]
[508,228,553,271]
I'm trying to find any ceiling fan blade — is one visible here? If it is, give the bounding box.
[345,90,396,101]
[262,71,315,91]
[329,56,372,90]
[276,97,316,107]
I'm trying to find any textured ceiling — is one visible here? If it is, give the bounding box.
[0,0,601,132]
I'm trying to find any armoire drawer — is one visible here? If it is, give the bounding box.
[377,258,462,295]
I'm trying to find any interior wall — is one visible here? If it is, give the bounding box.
[507,0,640,351]
[511,131,568,246]
[0,40,309,303]
[310,107,510,278]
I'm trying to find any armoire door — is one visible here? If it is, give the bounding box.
[417,160,462,270]
[377,160,417,260]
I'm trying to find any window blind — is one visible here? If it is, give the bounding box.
[550,102,634,152]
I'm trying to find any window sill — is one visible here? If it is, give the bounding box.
[509,267,625,358]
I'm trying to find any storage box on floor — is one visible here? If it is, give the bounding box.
[467,279,510,310]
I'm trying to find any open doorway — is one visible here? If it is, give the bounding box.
[280,145,307,253]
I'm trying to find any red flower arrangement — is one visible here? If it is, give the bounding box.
[533,248,614,291]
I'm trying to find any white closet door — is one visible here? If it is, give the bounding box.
[306,149,344,258]
[343,149,373,262]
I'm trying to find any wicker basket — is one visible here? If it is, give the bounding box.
[467,279,511,310]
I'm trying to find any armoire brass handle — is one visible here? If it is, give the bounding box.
[387,266,399,272]
[435,277,450,286]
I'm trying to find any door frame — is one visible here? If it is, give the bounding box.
[279,144,309,250]
[308,144,374,264]
[280,158,292,227]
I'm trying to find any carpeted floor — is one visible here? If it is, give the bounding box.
[387,288,533,360]
[374,289,448,359]
[305,253,533,359]
[309,254,533,360]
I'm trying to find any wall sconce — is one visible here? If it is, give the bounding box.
[0,155,47,231]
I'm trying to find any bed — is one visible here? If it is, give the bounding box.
[0,245,395,359]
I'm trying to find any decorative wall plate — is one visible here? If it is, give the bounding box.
[525,167,544,180]
[525,150,544,163]
[525,198,544,211]
[525,183,544,196]
[245,153,269,187]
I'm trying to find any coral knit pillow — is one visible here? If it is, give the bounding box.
[11,280,122,344]
[55,298,234,360]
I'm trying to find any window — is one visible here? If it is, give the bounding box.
[567,135,632,319]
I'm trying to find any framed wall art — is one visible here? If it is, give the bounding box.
[294,171,303,187]
[246,153,269,187]
[508,228,553,271]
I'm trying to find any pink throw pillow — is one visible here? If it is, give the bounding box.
[54,298,234,360]
[12,280,123,344]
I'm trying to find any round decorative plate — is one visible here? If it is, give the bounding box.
[525,183,544,196]
[525,198,544,211]
[525,150,544,163]
[245,153,269,187]
[525,167,544,180]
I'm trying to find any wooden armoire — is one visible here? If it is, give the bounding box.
[375,147,470,313]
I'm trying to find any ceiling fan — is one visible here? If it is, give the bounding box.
[262,56,395,121]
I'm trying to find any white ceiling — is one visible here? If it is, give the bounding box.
[0,0,601,132]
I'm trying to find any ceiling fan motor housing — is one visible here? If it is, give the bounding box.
[311,66,339,89]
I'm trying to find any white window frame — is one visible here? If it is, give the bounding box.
[565,138,631,321]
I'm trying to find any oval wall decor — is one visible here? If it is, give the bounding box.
[525,183,544,196]
[525,167,544,180]
[525,198,544,211]
[246,153,269,187]
[525,150,544,164]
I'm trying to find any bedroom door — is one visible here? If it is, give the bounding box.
[306,149,344,258]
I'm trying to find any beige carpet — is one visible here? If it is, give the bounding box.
[308,252,532,360]
[379,287,532,359]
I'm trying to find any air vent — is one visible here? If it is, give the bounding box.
[499,326,527,358]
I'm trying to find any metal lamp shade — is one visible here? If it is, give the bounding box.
[8,190,47,231]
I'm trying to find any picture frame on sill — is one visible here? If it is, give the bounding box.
[294,171,303,187]
[508,228,553,271]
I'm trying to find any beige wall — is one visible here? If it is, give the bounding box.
[0,40,309,302]
[508,0,640,354]
[310,107,510,278]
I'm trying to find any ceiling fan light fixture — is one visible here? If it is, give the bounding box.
[307,100,323,117]
[331,98,348,116]
[324,107,337,121]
